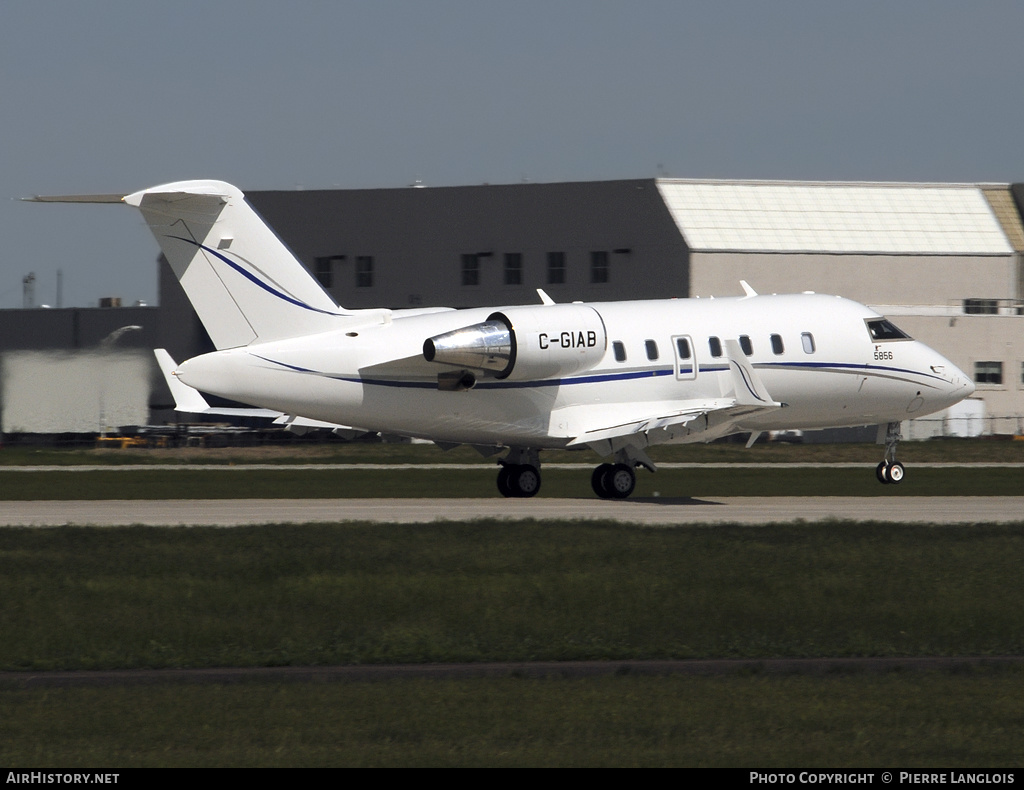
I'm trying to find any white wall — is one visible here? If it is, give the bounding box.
[1,350,150,433]
[690,251,1016,307]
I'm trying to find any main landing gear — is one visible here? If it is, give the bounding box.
[591,463,636,499]
[876,421,905,484]
[495,447,646,499]
[497,449,542,498]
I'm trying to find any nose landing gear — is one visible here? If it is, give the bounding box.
[876,421,905,484]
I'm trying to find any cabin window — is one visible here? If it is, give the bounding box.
[676,337,691,359]
[866,318,911,341]
[975,361,1003,385]
[612,341,627,362]
[708,337,722,358]
[770,334,785,355]
[645,340,659,360]
[461,254,480,287]
[801,332,816,354]
[504,253,523,286]
[547,252,566,285]
[590,251,609,284]
[739,335,753,356]
[355,256,374,288]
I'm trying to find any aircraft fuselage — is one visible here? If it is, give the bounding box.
[177,292,973,448]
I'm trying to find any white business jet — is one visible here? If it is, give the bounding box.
[33,181,975,498]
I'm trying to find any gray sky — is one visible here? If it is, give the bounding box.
[4,0,1024,309]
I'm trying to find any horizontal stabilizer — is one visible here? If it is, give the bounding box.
[35,180,358,350]
[24,193,127,204]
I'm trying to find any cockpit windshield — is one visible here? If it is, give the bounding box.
[866,318,912,342]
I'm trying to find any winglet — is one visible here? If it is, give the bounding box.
[537,289,555,306]
[724,339,780,407]
[740,280,758,298]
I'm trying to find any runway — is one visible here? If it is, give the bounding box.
[2,496,1023,526]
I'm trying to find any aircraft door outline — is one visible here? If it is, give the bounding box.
[672,334,697,380]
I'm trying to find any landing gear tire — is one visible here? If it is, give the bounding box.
[876,460,905,485]
[497,465,515,497]
[591,464,615,498]
[607,463,636,499]
[498,464,541,498]
[876,421,905,486]
[592,462,636,499]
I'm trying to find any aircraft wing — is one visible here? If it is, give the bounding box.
[560,399,726,446]
[559,398,778,449]
[560,340,785,453]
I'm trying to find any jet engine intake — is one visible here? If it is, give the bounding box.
[423,304,607,381]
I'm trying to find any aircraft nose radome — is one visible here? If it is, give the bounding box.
[941,360,975,403]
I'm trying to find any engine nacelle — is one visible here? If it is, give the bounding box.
[423,304,607,381]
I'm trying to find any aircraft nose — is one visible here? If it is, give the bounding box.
[932,359,974,402]
[960,371,976,399]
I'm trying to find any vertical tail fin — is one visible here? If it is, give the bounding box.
[124,180,345,349]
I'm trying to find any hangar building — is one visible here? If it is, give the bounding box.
[245,178,1024,435]
[2,177,1022,437]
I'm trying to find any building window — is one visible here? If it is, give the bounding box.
[504,253,522,286]
[645,340,659,360]
[708,337,722,358]
[739,335,753,356]
[590,251,609,284]
[964,299,999,315]
[801,332,816,354]
[547,252,566,285]
[770,334,785,355]
[355,256,374,288]
[612,341,626,362]
[975,361,1003,385]
[315,256,343,288]
[461,254,480,287]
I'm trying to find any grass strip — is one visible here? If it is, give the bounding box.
[1,670,1022,767]
[1,521,1023,671]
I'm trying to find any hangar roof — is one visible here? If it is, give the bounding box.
[655,179,1013,256]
